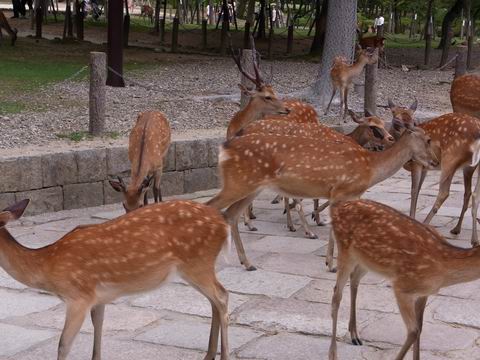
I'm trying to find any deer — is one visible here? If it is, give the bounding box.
[450,73,480,118]
[141,4,154,23]
[207,121,437,271]
[387,100,480,242]
[324,48,378,120]
[0,198,230,360]
[328,198,480,360]
[109,111,171,212]
[0,10,18,46]
[242,110,395,238]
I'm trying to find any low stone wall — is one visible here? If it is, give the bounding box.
[0,137,223,216]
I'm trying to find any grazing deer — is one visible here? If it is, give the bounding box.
[329,199,480,360]
[207,124,437,271]
[388,101,480,240]
[358,36,386,65]
[0,199,230,360]
[325,48,378,120]
[450,73,480,118]
[0,10,18,46]
[109,111,171,212]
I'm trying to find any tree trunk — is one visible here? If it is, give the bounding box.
[123,0,130,47]
[154,0,161,33]
[106,0,125,87]
[245,0,255,24]
[220,0,229,54]
[311,0,357,106]
[89,52,107,136]
[438,0,463,49]
[237,0,248,19]
[309,0,327,56]
[424,0,434,66]
[257,0,266,38]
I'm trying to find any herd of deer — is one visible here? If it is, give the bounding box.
[1,37,480,359]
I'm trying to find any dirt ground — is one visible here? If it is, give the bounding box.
[1,10,479,152]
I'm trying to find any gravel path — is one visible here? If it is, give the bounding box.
[0,55,455,150]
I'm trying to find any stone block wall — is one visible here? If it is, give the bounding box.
[0,137,223,216]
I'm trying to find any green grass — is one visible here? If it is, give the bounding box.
[382,33,440,49]
[56,131,121,142]
[0,101,26,115]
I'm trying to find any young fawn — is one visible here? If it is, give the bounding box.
[325,48,378,119]
[389,101,480,243]
[329,199,480,360]
[109,111,171,212]
[450,73,480,118]
[0,199,230,360]
[208,125,437,271]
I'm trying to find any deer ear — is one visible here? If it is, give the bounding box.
[138,175,154,194]
[238,84,255,97]
[348,110,364,124]
[410,98,418,112]
[109,179,126,193]
[0,199,30,226]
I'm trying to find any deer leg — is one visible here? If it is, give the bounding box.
[58,301,90,360]
[153,170,163,202]
[338,88,345,120]
[180,265,229,360]
[247,203,256,219]
[412,296,428,360]
[471,167,480,246]
[224,192,260,271]
[90,304,105,360]
[143,191,149,206]
[451,166,475,235]
[326,228,337,273]
[349,265,368,346]
[424,165,456,224]
[311,199,329,226]
[409,164,427,218]
[294,200,317,239]
[328,251,355,360]
[243,204,257,231]
[324,88,337,115]
[393,291,420,360]
[285,197,296,232]
[271,194,282,204]
[342,87,349,121]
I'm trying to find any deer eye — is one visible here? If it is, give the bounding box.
[427,139,431,144]
[265,96,272,101]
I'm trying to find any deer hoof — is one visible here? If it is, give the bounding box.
[351,337,363,346]
[288,226,296,232]
[246,265,257,271]
[450,227,461,235]
[249,226,258,232]
[306,232,318,239]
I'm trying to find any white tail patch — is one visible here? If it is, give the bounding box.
[471,139,480,166]
[221,225,233,264]
[218,147,231,163]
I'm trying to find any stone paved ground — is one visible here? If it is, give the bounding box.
[1,169,480,360]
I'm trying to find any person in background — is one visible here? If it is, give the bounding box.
[374,14,384,36]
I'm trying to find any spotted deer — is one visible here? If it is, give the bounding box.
[243,110,394,238]
[0,10,18,46]
[207,124,437,271]
[329,199,480,360]
[0,199,230,360]
[109,111,171,212]
[450,73,480,118]
[140,4,154,23]
[388,101,480,241]
[325,48,378,119]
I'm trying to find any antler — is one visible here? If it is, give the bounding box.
[230,35,265,89]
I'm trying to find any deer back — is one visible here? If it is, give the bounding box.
[39,201,228,299]
[129,111,171,186]
[450,74,480,118]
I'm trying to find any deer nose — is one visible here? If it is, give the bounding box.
[387,135,394,142]
[280,107,291,115]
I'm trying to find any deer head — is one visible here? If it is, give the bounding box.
[401,126,438,169]
[109,175,154,212]
[388,98,418,139]
[348,110,394,146]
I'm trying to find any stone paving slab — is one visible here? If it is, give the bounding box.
[0,170,479,359]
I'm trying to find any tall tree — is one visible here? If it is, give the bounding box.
[438,0,464,49]
[310,0,357,106]
[310,0,328,56]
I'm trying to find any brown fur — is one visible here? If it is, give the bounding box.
[329,199,480,360]
[0,199,230,360]
[450,73,480,118]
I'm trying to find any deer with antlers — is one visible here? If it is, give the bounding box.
[0,199,230,360]
[388,101,480,243]
[208,120,437,271]
[109,111,171,212]
[329,199,480,360]
[450,73,480,118]
[325,48,378,120]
